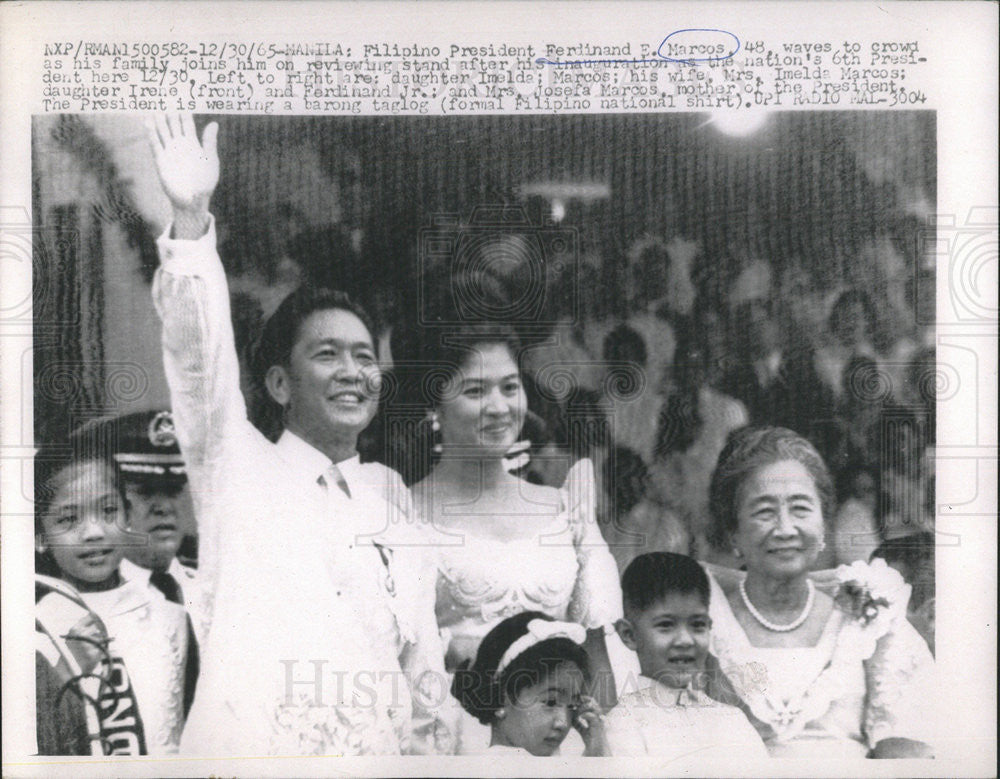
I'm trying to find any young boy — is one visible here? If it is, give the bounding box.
[605,552,767,759]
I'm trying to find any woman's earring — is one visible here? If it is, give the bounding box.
[495,708,506,720]
[732,548,743,559]
[428,410,443,454]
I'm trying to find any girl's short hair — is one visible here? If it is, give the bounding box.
[34,424,123,531]
[707,426,834,550]
[451,611,590,725]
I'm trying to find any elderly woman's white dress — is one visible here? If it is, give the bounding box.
[705,561,935,757]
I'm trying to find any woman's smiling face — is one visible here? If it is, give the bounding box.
[732,459,824,580]
[435,342,526,456]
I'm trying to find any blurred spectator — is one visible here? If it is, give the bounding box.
[601,323,667,462]
[647,314,748,562]
[815,288,880,402]
[601,446,690,574]
[870,532,935,653]
[720,299,834,453]
[831,465,883,565]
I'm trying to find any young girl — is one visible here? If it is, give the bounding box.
[450,611,607,756]
[34,437,190,754]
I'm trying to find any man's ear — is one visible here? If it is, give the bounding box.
[615,617,638,651]
[265,364,292,407]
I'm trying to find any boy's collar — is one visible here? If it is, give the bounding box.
[638,674,709,706]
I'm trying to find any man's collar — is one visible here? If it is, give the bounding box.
[276,430,360,492]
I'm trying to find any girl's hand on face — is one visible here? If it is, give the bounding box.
[573,695,608,756]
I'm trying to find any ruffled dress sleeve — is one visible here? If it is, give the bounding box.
[564,459,624,628]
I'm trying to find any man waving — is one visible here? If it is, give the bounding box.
[148,114,450,756]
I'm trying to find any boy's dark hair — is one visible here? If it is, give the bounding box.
[451,611,590,726]
[622,552,710,618]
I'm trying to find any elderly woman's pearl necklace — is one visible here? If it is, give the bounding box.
[739,578,815,632]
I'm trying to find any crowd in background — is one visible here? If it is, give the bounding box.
[31,113,937,758]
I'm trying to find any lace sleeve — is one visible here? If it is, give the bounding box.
[152,217,258,643]
[564,459,624,628]
[863,614,936,749]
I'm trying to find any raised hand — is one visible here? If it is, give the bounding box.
[572,694,608,756]
[146,114,219,236]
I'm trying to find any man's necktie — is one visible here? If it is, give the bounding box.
[318,463,351,498]
[149,570,182,604]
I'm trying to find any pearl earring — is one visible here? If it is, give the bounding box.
[427,410,443,454]
[495,708,506,720]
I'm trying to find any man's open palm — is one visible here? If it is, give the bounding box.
[146,114,219,211]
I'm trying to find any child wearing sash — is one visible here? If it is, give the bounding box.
[34,434,190,754]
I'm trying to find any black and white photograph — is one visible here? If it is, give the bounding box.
[28,108,939,758]
[2,3,996,777]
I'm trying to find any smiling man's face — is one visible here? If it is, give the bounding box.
[279,308,381,443]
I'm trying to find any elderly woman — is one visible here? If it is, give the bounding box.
[703,427,935,758]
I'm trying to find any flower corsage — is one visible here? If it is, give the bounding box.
[834,558,909,636]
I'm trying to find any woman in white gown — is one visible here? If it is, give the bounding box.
[702,426,935,758]
[393,321,635,753]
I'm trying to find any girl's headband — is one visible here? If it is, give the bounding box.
[495,618,586,675]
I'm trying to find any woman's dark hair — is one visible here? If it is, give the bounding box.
[382,313,523,484]
[451,611,590,726]
[249,286,377,437]
[707,426,835,550]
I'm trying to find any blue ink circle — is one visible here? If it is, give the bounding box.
[657,29,741,63]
